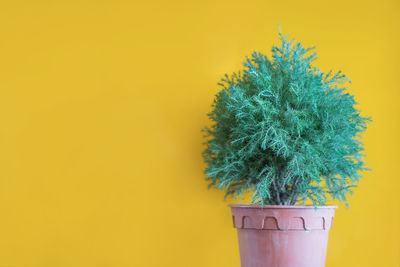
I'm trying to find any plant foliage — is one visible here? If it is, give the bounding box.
[203,31,371,206]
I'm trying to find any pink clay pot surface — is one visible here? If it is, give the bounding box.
[230,205,337,267]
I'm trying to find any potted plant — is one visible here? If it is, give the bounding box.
[203,31,371,267]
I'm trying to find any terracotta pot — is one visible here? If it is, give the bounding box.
[230,205,337,267]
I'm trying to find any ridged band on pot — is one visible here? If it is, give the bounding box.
[230,205,337,231]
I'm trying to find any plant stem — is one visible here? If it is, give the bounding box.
[272,179,281,205]
[289,176,302,205]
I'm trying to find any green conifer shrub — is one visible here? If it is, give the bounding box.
[202,31,371,206]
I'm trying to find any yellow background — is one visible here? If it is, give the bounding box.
[0,0,398,266]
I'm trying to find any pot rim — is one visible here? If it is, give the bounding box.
[229,204,338,209]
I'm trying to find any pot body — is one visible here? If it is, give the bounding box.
[230,205,337,267]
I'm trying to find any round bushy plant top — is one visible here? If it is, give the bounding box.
[203,32,371,206]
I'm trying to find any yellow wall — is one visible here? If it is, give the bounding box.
[0,0,398,266]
